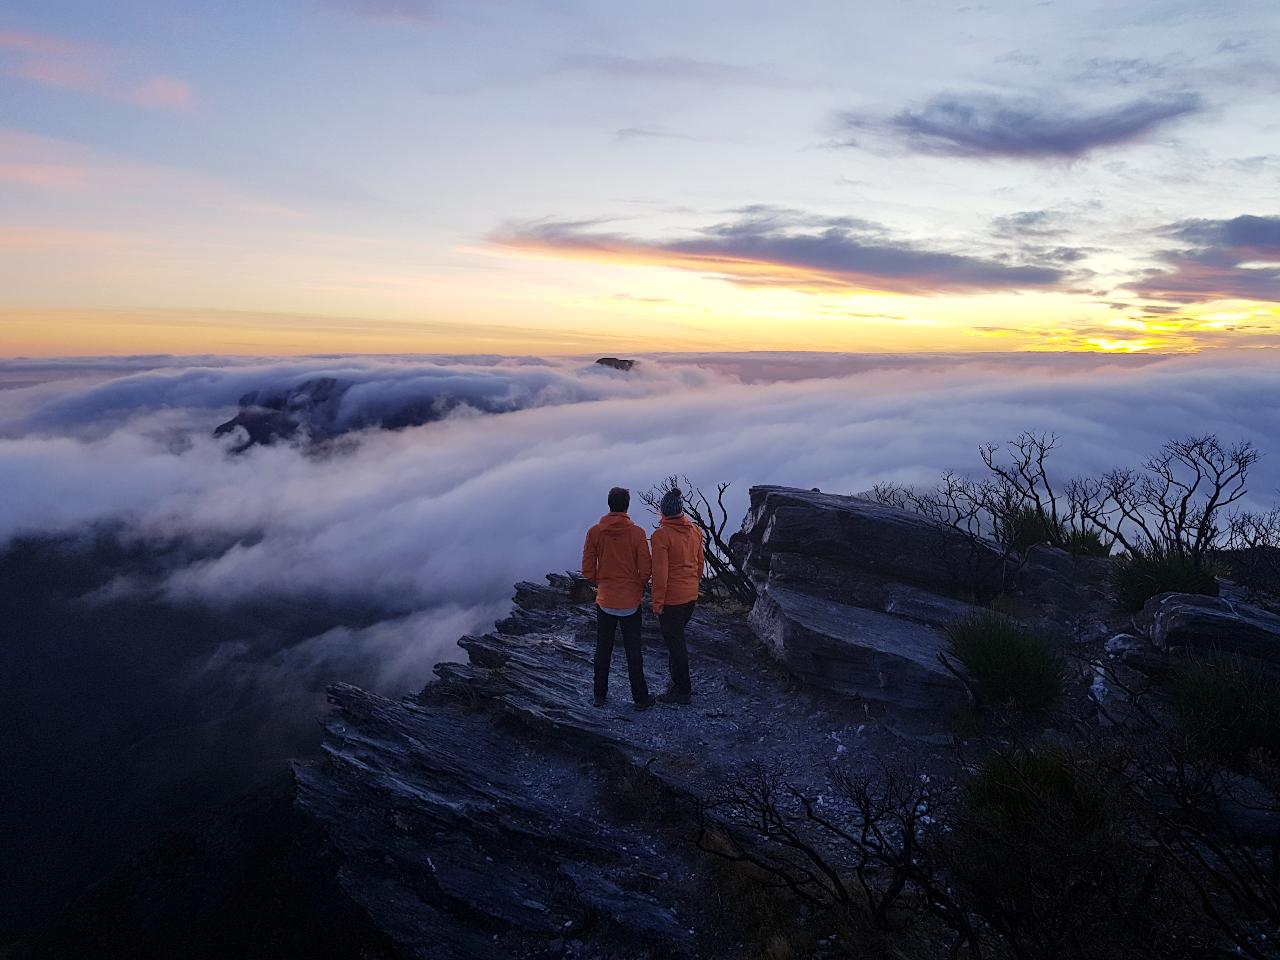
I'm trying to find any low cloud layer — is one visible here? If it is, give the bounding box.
[493,210,1065,296]
[0,355,718,439]
[4,352,1279,692]
[854,91,1202,159]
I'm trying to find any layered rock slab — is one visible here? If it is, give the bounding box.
[736,486,985,722]
[1139,592,1280,669]
[749,586,967,716]
[735,485,1007,602]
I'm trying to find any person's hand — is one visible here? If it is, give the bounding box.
[651,602,663,615]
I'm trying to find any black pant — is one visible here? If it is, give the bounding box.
[594,607,649,704]
[658,601,696,695]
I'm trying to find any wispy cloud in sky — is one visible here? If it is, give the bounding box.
[0,225,122,250]
[0,162,88,188]
[325,0,439,23]
[1135,214,1280,303]
[559,54,785,86]
[3,0,1280,355]
[492,209,1066,295]
[850,91,1203,159]
[130,75,193,110]
[0,28,81,56]
[0,26,192,110]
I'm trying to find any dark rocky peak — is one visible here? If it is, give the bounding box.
[213,376,348,452]
[595,357,636,372]
[212,376,493,452]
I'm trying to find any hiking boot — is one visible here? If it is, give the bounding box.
[633,695,657,712]
[593,694,607,708]
[657,689,691,705]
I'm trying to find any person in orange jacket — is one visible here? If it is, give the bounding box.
[649,489,704,704]
[582,486,655,710]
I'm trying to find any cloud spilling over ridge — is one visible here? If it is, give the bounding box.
[3,352,1279,688]
[1135,214,1280,304]
[0,355,720,439]
[851,91,1203,159]
[492,210,1065,295]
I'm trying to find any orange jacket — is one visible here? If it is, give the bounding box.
[582,513,651,609]
[650,514,703,611]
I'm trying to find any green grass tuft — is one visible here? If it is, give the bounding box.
[1169,651,1280,767]
[946,611,1064,714]
[968,748,1107,837]
[1110,544,1219,612]
[997,506,1062,553]
[995,506,1111,558]
[1063,527,1111,557]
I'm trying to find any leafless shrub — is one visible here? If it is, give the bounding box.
[642,475,756,606]
[876,433,1270,598]
[697,761,980,958]
[1224,506,1280,595]
[1070,436,1261,563]
[701,712,1280,960]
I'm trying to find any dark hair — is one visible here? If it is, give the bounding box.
[607,486,630,512]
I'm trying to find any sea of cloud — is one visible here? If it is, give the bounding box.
[3,350,1278,692]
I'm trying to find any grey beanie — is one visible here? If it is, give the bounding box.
[659,489,684,517]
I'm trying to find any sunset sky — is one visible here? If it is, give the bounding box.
[2,0,1279,356]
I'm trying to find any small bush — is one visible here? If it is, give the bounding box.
[1111,544,1219,612]
[994,506,1111,558]
[946,611,1064,713]
[997,505,1063,553]
[699,828,819,960]
[947,748,1173,959]
[1169,652,1280,766]
[611,759,677,821]
[967,748,1107,838]
[1064,527,1110,557]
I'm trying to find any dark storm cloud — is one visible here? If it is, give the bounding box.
[856,91,1203,159]
[492,212,1065,295]
[1134,214,1280,303]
